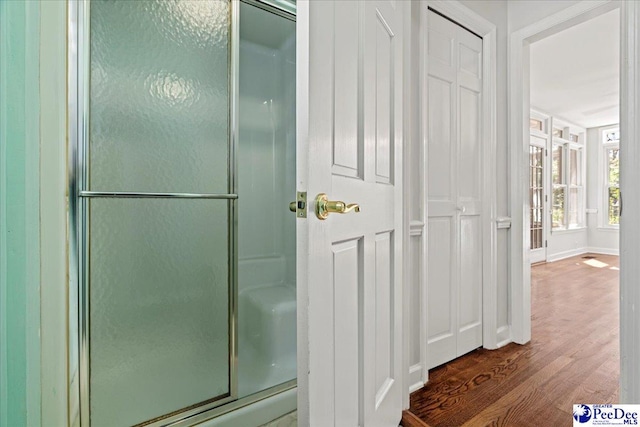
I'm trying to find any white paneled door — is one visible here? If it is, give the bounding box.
[300,0,403,426]
[426,10,483,370]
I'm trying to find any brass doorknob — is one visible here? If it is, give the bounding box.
[315,193,360,220]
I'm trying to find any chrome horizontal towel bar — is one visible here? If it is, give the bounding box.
[79,191,238,199]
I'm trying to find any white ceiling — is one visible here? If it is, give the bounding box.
[530,8,619,129]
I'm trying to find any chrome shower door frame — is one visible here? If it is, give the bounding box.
[68,1,239,425]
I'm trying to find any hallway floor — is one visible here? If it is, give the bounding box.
[406,253,619,426]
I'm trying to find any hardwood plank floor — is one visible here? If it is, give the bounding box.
[408,253,619,427]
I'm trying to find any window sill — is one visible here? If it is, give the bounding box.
[551,226,587,233]
[596,226,620,232]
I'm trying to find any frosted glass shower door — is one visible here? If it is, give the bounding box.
[79,1,236,426]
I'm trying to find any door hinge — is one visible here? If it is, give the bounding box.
[545,148,548,157]
[545,195,548,202]
[545,240,548,248]
[295,191,307,218]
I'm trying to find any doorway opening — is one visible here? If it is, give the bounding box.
[527,8,620,266]
[513,0,623,406]
[525,1,621,408]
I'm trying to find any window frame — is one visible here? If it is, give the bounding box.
[551,141,567,229]
[601,126,620,229]
[550,118,586,231]
[567,144,584,228]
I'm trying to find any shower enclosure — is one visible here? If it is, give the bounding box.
[68,0,297,425]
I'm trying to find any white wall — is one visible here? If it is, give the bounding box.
[586,125,620,254]
[547,229,589,261]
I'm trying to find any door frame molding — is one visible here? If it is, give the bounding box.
[416,0,498,388]
[619,0,640,403]
[508,0,618,344]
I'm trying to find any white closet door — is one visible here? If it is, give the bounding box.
[426,10,483,370]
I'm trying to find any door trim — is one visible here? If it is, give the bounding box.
[415,0,498,391]
[294,0,310,421]
[620,0,640,402]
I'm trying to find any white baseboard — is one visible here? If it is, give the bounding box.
[496,325,511,348]
[483,326,512,350]
[547,247,588,262]
[585,247,620,256]
[409,381,424,394]
[409,364,424,393]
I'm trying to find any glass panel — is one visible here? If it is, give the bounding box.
[569,187,579,226]
[570,149,581,186]
[536,162,543,187]
[89,0,230,193]
[552,186,565,228]
[608,148,620,186]
[237,1,297,399]
[552,145,563,185]
[529,145,543,168]
[530,118,542,131]
[529,145,544,249]
[535,228,542,249]
[605,129,620,143]
[89,198,230,427]
[609,187,620,225]
[552,127,563,138]
[570,133,579,143]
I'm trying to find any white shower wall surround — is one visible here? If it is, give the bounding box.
[237,6,297,400]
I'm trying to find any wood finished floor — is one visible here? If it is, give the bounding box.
[407,253,619,427]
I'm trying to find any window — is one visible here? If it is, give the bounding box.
[568,148,583,227]
[605,129,620,142]
[603,128,620,226]
[530,118,543,131]
[552,141,584,230]
[552,127,563,138]
[552,144,565,228]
